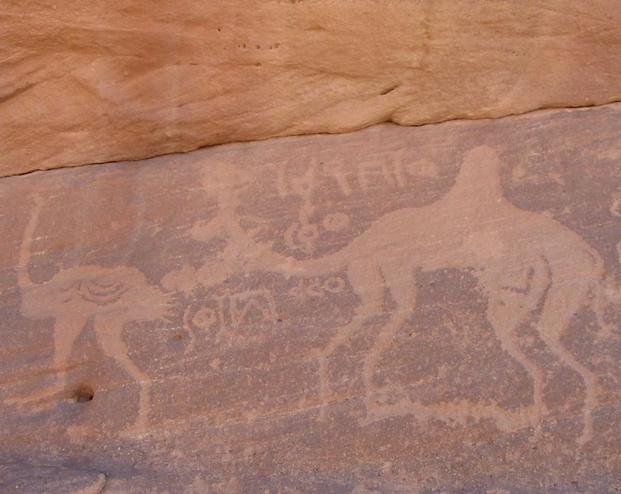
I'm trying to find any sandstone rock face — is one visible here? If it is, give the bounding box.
[1,105,621,492]
[0,463,106,494]
[2,1,621,176]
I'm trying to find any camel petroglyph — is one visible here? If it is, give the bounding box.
[169,148,612,444]
[9,195,171,433]
[280,145,609,444]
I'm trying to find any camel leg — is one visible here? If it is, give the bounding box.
[362,262,416,422]
[8,314,85,408]
[486,296,546,438]
[537,283,600,445]
[95,316,151,434]
[315,260,385,421]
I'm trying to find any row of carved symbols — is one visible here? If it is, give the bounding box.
[270,153,439,199]
[269,155,437,254]
[288,276,347,301]
[184,288,278,334]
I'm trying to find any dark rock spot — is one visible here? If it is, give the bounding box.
[73,385,94,403]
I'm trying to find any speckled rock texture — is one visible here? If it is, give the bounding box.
[1,104,621,492]
[1,1,621,176]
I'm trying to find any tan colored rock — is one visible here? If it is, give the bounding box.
[1,1,621,176]
[1,104,620,491]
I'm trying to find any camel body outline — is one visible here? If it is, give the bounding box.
[280,145,610,444]
[173,147,612,444]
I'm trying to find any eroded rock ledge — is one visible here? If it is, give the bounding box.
[1,104,620,492]
[2,0,621,176]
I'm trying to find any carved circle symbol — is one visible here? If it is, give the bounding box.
[322,212,350,232]
[191,307,218,331]
[285,222,320,253]
[323,276,346,293]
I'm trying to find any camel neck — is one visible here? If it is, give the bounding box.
[445,159,504,206]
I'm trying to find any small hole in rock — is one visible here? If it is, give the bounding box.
[73,385,95,403]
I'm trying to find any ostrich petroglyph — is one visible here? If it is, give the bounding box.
[9,195,170,433]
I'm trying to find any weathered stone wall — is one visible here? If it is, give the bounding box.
[1,104,620,492]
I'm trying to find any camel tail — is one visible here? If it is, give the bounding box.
[17,194,45,289]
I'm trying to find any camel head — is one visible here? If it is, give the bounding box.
[448,145,504,204]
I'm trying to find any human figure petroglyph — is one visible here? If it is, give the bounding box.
[282,159,324,254]
[163,160,345,297]
[162,162,285,294]
[280,145,612,444]
[162,161,289,348]
[9,195,170,433]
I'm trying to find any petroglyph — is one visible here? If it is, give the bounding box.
[283,159,322,254]
[282,145,609,445]
[164,146,613,444]
[2,105,621,493]
[272,153,439,200]
[611,193,621,265]
[161,161,291,349]
[163,161,285,295]
[610,192,621,217]
[183,288,277,343]
[8,195,170,433]
[288,276,347,301]
[227,289,277,328]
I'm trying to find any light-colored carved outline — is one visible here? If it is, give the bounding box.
[9,194,171,435]
[168,149,614,445]
[290,146,608,445]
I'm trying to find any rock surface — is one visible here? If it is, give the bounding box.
[2,1,621,176]
[1,104,621,492]
[0,463,106,494]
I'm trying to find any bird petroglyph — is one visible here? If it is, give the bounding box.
[9,195,171,433]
